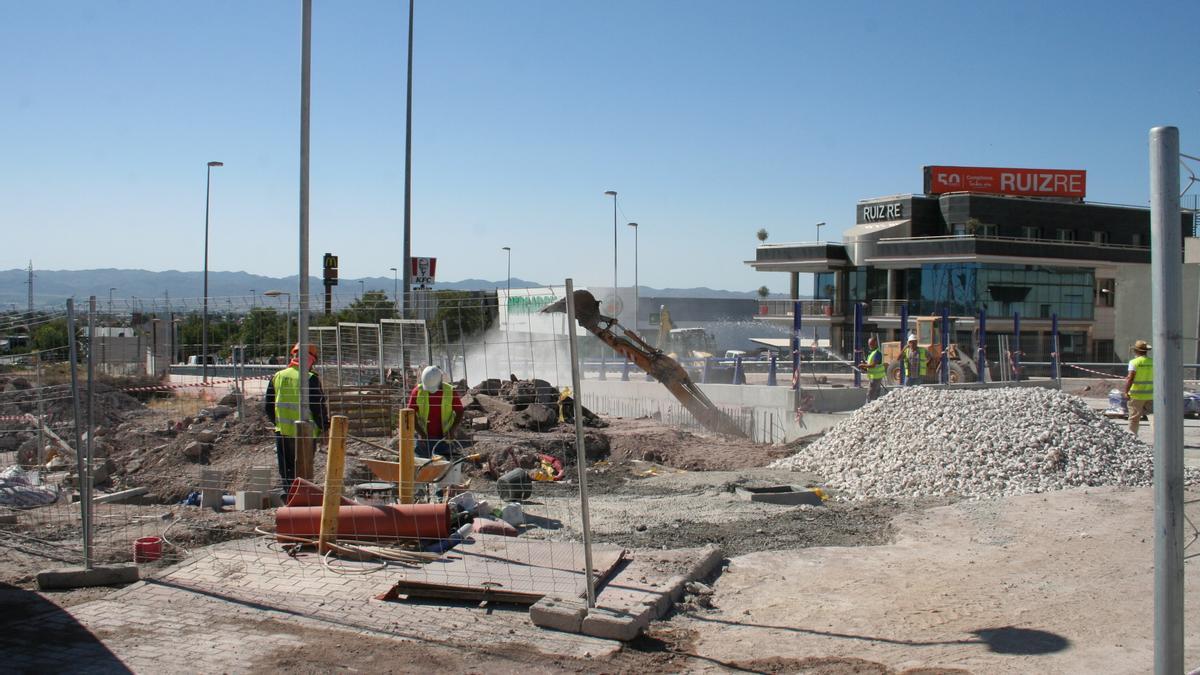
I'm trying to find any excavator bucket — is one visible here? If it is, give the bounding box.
[541,290,603,326]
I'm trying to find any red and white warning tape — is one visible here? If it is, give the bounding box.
[1061,362,1123,380]
[119,374,273,393]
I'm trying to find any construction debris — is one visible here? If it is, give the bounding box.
[771,386,1196,499]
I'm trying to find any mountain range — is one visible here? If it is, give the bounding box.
[0,268,787,311]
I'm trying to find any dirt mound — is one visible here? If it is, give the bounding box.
[603,418,796,471]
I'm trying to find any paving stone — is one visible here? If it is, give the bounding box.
[529,595,587,633]
[580,606,647,641]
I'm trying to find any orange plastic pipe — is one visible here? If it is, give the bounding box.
[286,477,356,507]
[275,503,450,542]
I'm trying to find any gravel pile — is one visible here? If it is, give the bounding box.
[772,386,1185,499]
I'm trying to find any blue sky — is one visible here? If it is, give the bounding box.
[2,1,1196,294]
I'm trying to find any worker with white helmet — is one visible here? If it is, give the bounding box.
[406,365,463,458]
[900,333,930,386]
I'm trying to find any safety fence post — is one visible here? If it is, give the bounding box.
[853,302,863,388]
[791,300,802,392]
[940,305,950,384]
[399,408,415,505]
[1050,313,1060,381]
[564,279,596,609]
[621,356,630,381]
[67,299,90,569]
[84,296,96,568]
[1012,312,1021,381]
[977,307,987,383]
[295,422,315,481]
[767,352,778,386]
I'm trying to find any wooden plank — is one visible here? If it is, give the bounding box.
[318,415,349,554]
[386,534,626,603]
[399,409,415,504]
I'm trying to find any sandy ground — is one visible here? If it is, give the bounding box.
[671,486,1200,674]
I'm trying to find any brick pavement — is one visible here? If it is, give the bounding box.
[3,536,621,672]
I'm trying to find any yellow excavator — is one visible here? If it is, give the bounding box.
[543,290,747,438]
[881,315,982,384]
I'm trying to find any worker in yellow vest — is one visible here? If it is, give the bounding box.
[858,336,886,401]
[900,333,930,386]
[1123,340,1153,434]
[407,366,463,459]
[264,343,328,485]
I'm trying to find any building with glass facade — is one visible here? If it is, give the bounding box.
[747,185,1195,368]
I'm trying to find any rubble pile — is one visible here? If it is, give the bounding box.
[772,386,1183,499]
[462,377,605,433]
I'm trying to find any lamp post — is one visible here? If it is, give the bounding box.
[604,190,617,315]
[202,160,224,383]
[358,279,365,300]
[389,267,399,313]
[264,290,291,357]
[502,246,512,377]
[628,222,639,331]
[815,221,826,241]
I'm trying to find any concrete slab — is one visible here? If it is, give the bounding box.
[529,595,587,633]
[735,485,823,506]
[37,564,139,590]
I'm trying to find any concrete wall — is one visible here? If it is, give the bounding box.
[1115,261,1200,364]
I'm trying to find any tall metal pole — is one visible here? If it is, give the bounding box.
[1149,125,1183,675]
[400,0,415,317]
[390,267,399,313]
[605,190,618,315]
[852,301,863,388]
[298,0,312,420]
[977,307,987,383]
[66,299,88,568]
[202,160,222,383]
[565,279,596,608]
[503,247,512,377]
[84,296,96,569]
[629,222,640,332]
[940,304,950,384]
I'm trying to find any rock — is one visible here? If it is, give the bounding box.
[182,441,212,461]
[583,432,611,461]
[218,392,239,407]
[9,377,31,390]
[471,416,490,431]
[195,430,219,444]
[514,404,557,432]
[475,394,514,416]
[208,406,235,420]
[126,459,143,474]
[472,378,504,397]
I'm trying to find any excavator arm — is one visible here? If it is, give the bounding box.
[543,290,747,438]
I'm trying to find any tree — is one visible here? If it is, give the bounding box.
[757,286,770,299]
[335,290,397,325]
[31,319,69,352]
[756,228,769,243]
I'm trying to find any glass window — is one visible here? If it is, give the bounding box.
[1093,231,1110,244]
[1131,233,1143,246]
[1056,229,1075,241]
[981,223,998,237]
[1022,226,1040,239]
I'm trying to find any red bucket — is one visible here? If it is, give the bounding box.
[134,536,163,563]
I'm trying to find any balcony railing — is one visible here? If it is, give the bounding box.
[756,299,838,318]
[868,299,907,317]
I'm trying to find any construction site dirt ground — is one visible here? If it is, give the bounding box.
[2,379,1199,672]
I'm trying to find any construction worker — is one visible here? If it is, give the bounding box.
[900,333,929,386]
[858,336,886,401]
[264,343,328,486]
[1123,340,1153,434]
[407,365,463,459]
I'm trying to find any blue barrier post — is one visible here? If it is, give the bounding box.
[853,302,863,388]
[733,356,745,385]
[791,300,802,391]
[767,352,778,386]
[621,356,630,381]
[899,304,910,384]
[977,308,987,383]
[1050,313,1059,380]
[940,305,950,384]
[1012,311,1021,381]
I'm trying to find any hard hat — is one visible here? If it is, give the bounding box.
[291,343,318,360]
[907,333,917,342]
[421,365,443,391]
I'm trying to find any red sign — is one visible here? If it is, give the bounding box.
[410,257,436,289]
[924,166,1086,199]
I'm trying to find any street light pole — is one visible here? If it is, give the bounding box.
[628,222,639,331]
[502,246,512,377]
[604,190,617,315]
[815,221,826,241]
[400,0,415,318]
[202,160,224,383]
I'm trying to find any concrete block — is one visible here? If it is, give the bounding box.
[235,491,264,511]
[471,416,490,431]
[735,485,823,506]
[200,489,224,510]
[580,606,648,642]
[247,466,274,493]
[529,595,587,633]
[37,564,139,590]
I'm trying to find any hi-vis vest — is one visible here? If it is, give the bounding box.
[865,349,886,380]
[416,383,456,434]
[272,367,318,437]
[902,347,929,377]
[1129,355,1154,401]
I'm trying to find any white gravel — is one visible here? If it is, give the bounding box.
[771,386,1193,499]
